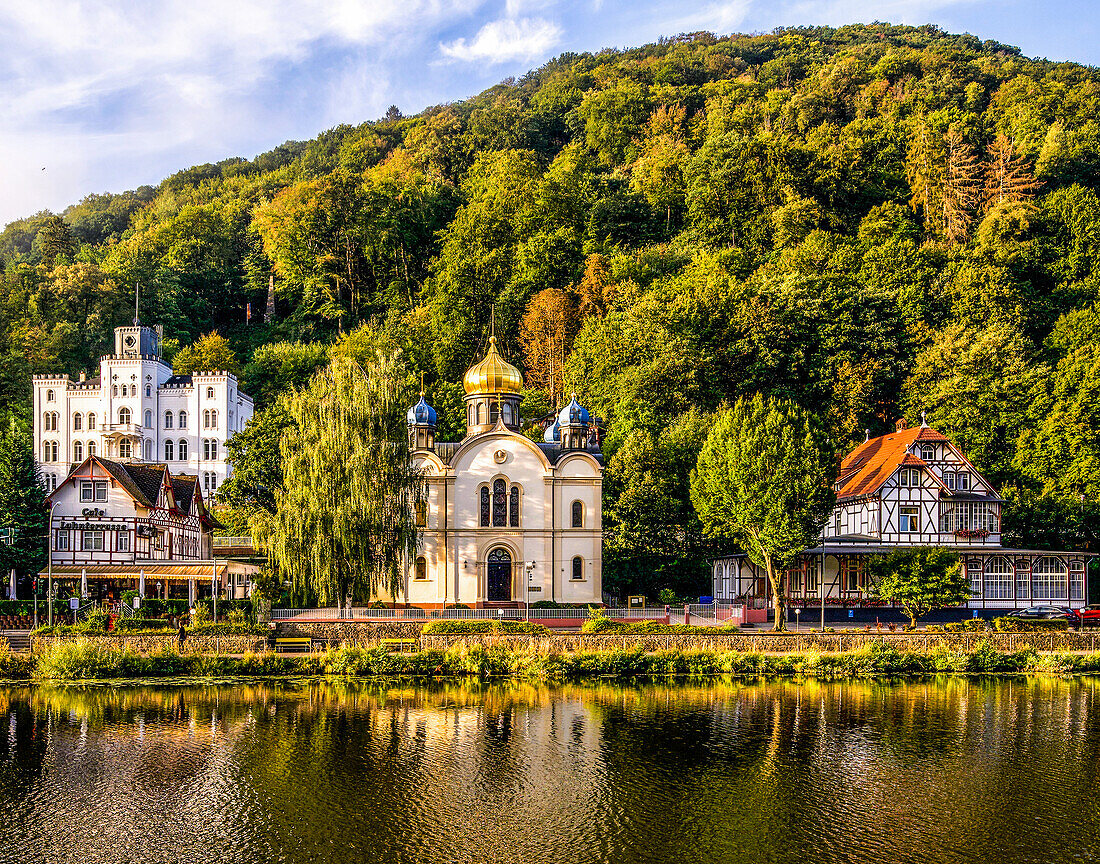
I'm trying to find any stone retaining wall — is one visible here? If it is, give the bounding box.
[32,634,269,654]
[275,622,426,644]
[419,631,1100,654]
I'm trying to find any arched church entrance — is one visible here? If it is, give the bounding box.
[487,547,512,602]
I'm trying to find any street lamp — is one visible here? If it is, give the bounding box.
[525,561,536,621]
[794,607,800,632]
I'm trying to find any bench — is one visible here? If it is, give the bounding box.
[381,638,419,653]
[274,637,313,653]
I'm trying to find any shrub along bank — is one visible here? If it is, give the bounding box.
[14,638,1100,681]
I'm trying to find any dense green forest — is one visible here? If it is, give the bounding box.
[3,23,1099,597]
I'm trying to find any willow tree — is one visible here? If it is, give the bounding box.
[690,395,835,631]
[270,353,423,610]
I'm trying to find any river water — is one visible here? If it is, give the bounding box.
[0,678,1096,864]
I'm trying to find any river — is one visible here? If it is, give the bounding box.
[0,677,1096,863]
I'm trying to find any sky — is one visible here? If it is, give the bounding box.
[0,0,1098,229]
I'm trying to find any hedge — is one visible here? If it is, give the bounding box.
[113,619,172,632]
[420,620,549,635]
[24,639,1100,681]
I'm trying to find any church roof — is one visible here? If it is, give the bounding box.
[430,440,602,467]
[462,336,523,396]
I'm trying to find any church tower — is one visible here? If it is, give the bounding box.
[462,336,524,436]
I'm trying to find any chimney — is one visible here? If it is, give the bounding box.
[895,418,907,432]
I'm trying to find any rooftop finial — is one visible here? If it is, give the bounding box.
[419,370,425,398]
[864,429,870,442]
[920,410,928,427]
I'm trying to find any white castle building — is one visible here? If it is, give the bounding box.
[33,323,253,496]
[392,335,604,608]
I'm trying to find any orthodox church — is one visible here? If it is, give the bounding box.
[399,335,604,607]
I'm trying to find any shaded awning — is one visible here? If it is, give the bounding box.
[41,561,258,581]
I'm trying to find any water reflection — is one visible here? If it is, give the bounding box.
[0,678,1096,863]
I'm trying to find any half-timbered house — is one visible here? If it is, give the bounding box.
[712,418,1096,611]
[42,456,256,603]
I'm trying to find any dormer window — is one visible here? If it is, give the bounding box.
[898,467,921,487]
[919,444,935,462]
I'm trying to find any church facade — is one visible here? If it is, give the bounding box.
[397,336,604,607]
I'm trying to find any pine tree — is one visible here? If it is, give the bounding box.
[0,424,47,590]
[984,133,1040,211]
[519,288,577,406]
[270,353,424,610]
[941,127,983,244]
[906,119,944,237]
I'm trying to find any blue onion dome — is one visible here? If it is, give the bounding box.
[557,394,590,427]
[543,418,560,443]
[407,393,437,426]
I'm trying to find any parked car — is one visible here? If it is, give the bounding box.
[1078,605,1100,627]
[1006,605,1079,624]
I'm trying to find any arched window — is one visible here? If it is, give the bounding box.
[204,439,219,461]
[571,501,583,528]
[112,385,118,397]
[164,411,173,429]
[178,410,187,429]
[207,387,215,399]
[143,439,151,461]
[119,440,132,459]
[87,413,96,430]
[46,389,55,402]
[509,486,520,526]
[480,486,490,526]
[43,412,55,431]
[86,441,95,457]
[165,440,175,461]
[983,556,1012,599]
[118,407,131,425]
[415,557,427,581]
[43,441,58,462]
[178,439,188,460]
[73,441,83,462]
[415,500,427,527]
[73,413,82,431]
[475,404,482,425]
[572,556,583,581]
[1032,557,1068,600]
[145,384,151,397]
[492,479,507,527]
[144,409,152,428]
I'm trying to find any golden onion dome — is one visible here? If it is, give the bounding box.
[463,336,524,395]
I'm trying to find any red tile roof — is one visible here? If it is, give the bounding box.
[836,426,948,501]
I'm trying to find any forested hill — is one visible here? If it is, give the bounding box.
[3,22,1100,594]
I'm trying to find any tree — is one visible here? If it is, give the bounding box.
[519,287,577,405]
[690,395,835,630]
[984,133,1040,211]
[172,332,240,376]
[870,547,970,629]
[219,401,293,518]
[941,126,983,243]
[270,354,423,610]
[0,424,47,587]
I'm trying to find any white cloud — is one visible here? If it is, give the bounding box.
[440,17,562,63]
[0,0,484,225]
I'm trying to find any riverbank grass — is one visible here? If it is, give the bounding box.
[18,638,1100,681]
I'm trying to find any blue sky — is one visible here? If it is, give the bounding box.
[0,0,1097,229]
